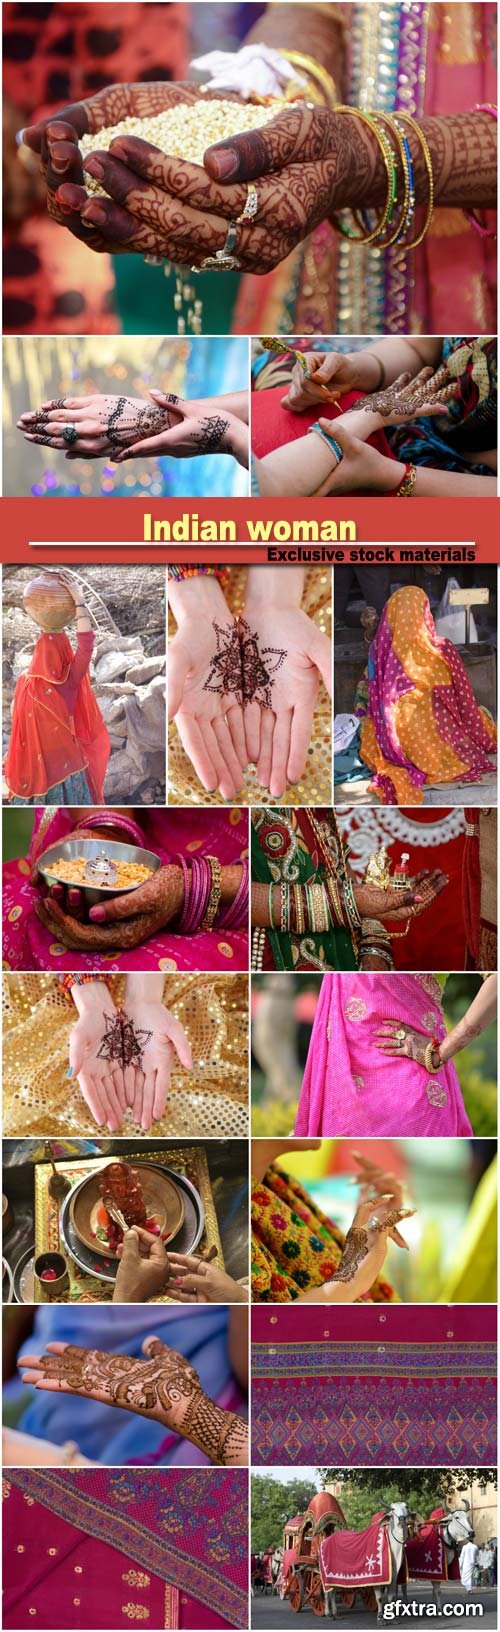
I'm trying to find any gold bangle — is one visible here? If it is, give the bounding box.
[395,112,435,249]
[294,883,305,936]
[278,48,338,108]
[201,857,222,930]
[424,1041,442,1074]
[396,463,417,496]
[330,108,396,245]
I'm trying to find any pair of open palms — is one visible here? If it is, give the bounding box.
[169,603,332,800]
[69,985,192,1131]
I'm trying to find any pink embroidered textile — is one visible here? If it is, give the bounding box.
[294,972,472,1136]
[319,1517,391,1590]
[405,1513,460,1583]
[251,1305,496,1467]
[4,1469,248,1629]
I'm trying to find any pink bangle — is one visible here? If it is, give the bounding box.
[178,856,212,933]
[217,858,249,931]
[75,811,146,847]
[464,105,497,239]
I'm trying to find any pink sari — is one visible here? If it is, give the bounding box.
[2,807,248,973]
[295,973,472,1137]
[4,1468,248,1629]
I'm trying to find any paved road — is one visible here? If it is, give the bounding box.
[252,1586,496,1629]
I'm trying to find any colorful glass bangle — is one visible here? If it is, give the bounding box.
[218,858,249,931]
[59,972,105,1001]
[168,565,228,582]
[394,111,434,249]
[75,811,145,848]
[308,423,343,465]
[366,111,413,248]
[330,106,396,244]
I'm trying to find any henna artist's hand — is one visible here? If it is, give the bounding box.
[169,574,248,799]
[281,350,370,413]
[241,576,332,797]
[118,994,193,1129]
[115,393,249,468]
[68,981,127,1131]
[17,393,180,460]
[113,1228,169,1302]
[373,1021,433,1067]
[166,1253,248,1304]
[354,869,448,926]
[19,1337,249,1464]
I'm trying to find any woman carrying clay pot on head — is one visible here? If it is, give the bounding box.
[3,569,110,805]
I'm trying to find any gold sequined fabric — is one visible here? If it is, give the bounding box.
[168,567,332,806]
[2,973,248,1137]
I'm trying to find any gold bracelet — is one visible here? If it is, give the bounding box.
[330,108,396,245]
[424,1041,442,1074]
[201,857,222,930]
[396,463,417,496]
[278,48,338,108]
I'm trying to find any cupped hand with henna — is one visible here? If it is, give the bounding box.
[169,573,248,800]
[35,863,185,953]
[119,978,193,1128]
[241,569,332,797]
[68,979,127,1131]
[19,1335,248,1465]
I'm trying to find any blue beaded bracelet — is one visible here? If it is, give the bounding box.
[308,423,344,465]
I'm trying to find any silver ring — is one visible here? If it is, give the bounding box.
[62,424,78,445]
[200,220,243,272]
[368,1214,381,1229]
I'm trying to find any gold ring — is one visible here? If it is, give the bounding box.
[236,182,258,225]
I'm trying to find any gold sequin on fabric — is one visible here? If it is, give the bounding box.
[344,997,367,1023]
[2,972,248,1137]
[122,1607,150,1622]
[168,567,332,806]
[122,1572,150,1589]
[425,1080,448,1108]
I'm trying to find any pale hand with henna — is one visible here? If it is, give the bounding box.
[242,570,332,797]
[169,573,247,799]
[68,981,127,1132]
[17,394,180,459]
[19,1337,248,1465]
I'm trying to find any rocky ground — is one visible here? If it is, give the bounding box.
[2,567,167,804]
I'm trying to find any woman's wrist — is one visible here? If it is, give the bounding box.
[182,1389,248,1464]
[169,574,231,626]
[220,863,243,906]
[222,414,249,468]
[245,566,304,611]
[125,972,165,1007]
[71,979,111,1017]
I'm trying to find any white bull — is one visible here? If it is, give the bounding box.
[401,1500,475,1613]
[324,1503,411,1623]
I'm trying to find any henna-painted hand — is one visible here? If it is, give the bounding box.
[20,81,206,254]
[166,1253,248,1304]
[34,864,184,952]
[354,869,448,925]
[373,1021,434,1068]
[68,980,127,1131]
[113,1227,169,1302]
[19,1338,203,1437]
[240,605,332,798]
[332,1189,415,1297]
[114,393,247,466]
[118,998,193,1129]
[19,1336,249,1464]
[169,613,247,800]
[17,393,180,460]
[349,364,458,426]
[28,100,376,272]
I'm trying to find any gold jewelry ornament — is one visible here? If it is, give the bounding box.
[278,48,338,107]
[424,1041,442,1074]
[236,183,259,224]
[201,857,222,930]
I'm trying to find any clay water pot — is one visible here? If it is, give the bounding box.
[23,572,76,632]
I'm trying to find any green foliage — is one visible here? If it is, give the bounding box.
[251,1091,299,1136]
[251,1476,318,1553]
[319,1469,497,1515]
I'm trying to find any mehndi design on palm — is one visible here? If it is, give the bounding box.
[238,618,287,707]
[96,1010,153,1069]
